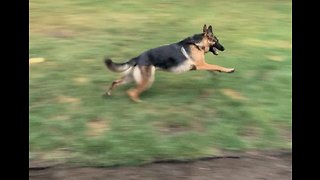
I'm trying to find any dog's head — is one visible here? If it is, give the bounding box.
[202,24,225,55]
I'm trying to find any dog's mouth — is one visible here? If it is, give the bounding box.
[210,46,219,55]
[210,42,225,55]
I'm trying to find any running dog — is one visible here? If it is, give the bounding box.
[104,24,235,102]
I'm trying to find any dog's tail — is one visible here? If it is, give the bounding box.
[104,57,136,72]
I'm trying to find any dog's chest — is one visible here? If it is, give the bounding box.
[167,47,195,73]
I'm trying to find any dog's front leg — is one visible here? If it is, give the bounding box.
[196,63,235,73]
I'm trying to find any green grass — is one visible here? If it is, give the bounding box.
[29,0,292,166]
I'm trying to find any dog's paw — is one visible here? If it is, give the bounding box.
[102,92,111,97]
[227,68,235,73]
[127,90,143,103]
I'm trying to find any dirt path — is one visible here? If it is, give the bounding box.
[29,151,291,180]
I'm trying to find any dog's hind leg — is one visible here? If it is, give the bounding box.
[127,66,155,102]
[105,75,132,96]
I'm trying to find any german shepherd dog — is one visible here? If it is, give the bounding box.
[104,24,235,102]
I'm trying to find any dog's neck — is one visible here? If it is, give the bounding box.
[192,43,208,53]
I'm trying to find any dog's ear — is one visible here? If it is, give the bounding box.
[203,24,207,33]
[208,25,213,34]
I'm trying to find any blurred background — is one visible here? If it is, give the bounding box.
[29,0,292,166]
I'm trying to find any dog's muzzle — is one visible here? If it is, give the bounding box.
[210,42,225,55]
[215,42,225,51]
[209,42,224,55]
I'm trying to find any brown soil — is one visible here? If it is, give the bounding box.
[30,150,291,180]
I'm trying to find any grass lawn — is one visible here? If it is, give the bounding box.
[29,0,292,166]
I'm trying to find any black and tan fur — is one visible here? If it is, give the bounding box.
[104,24,235,102]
